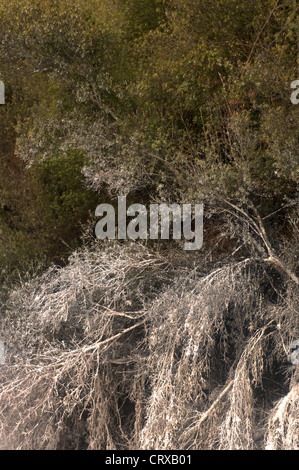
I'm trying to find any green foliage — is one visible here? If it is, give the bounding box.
[0,0,298,282]
[0,149,99,285]
[31,150,99,227]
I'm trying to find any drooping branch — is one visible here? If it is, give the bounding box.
[181,380,234,449]
[223,200,299,284]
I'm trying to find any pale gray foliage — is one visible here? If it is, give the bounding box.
[0,243,297,450]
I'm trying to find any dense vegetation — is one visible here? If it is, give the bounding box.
[0,0,298,450]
